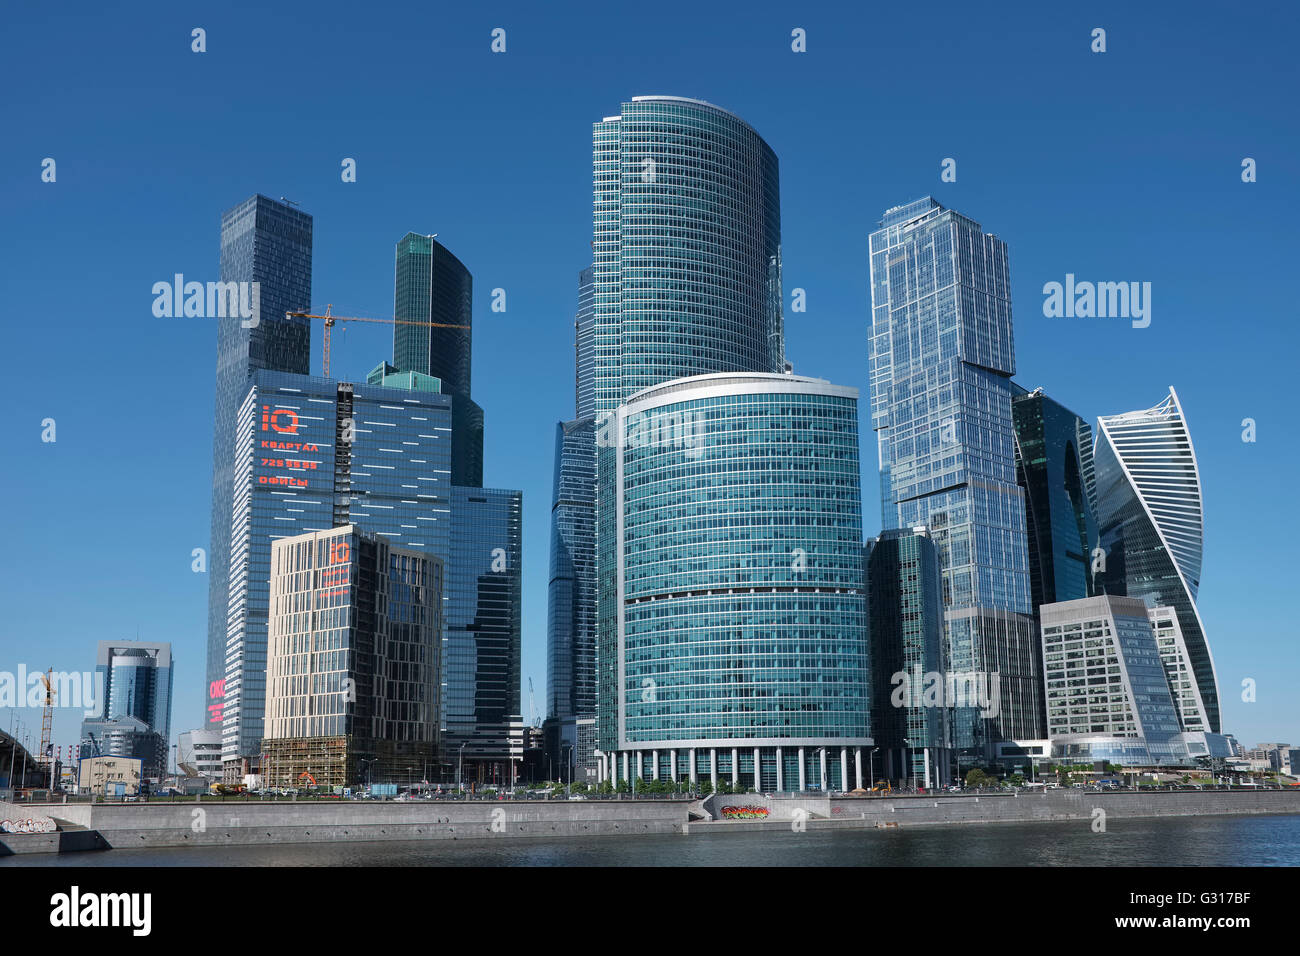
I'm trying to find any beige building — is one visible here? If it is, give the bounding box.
[78,755,142,796]
[263,525,443,788]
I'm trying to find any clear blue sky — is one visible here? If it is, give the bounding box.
[2,0,1296,755]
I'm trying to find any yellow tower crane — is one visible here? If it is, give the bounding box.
[285,304,470,378]
[39,669,55,789]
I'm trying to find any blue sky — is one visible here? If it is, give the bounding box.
[2,0,1297,755]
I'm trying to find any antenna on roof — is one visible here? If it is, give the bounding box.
[279,196,301,207]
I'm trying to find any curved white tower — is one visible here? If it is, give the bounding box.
[1093,388,1219,732]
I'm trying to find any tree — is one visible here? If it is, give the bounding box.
[965,768,987,788]
[699,779,714,796]
[1008,773,1025,787]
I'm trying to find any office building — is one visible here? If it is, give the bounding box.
[79,642,173,779]
[392,232,483,485]
[263,526,443,787]
[177,728,223,778]
[443,487,524,786]
[1011,386,1099,608]
[601,372,872,792]
[866,528,951,787]
[1094,388,1220,732]
[592,97,788,762]
[869,197,1040,749]
[545,418,597,780]
[218,369,455,777]
[1040,595,1188,765]
[207,195,313,732]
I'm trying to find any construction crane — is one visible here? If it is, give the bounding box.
[39,669,55,790]
[528,678,537,728]
[285,304,470,378]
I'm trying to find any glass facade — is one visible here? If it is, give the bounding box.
[264,525,442,786]
[547,419,597,723]
[221,370,455,772]
[207,195,312,732]
[444,487,524,783]
[592,96,784,418]
[609,373,870,783]
[81,642,173,778]
[575,265,595,420]
[1011,386,1099,609]
[392,233,483,486]
[593,97,787,757]
[1094,388,1219,732]
[865,529,949,784]
[392,232,472,398]
[1040,595,1189,765]
[869,197,1040,747]
[1147,606,1210,733]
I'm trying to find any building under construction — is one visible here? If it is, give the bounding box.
[262,525,442,788]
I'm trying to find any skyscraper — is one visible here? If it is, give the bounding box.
[1011,386,1100,609]
[207,195,312,732]
[545,418,596,775]
[1094,388,1219,732]
[603,372,871,792]
[444,487,523,784]
[392,232,483,486]
[393,233,472,396]
[219,369,455,776]
[546,265,599,780]
[80,641,173,779]
[869,197,1040,748]
[866,528,950,787]
[592,96,784,418]
[264,525,443,787]
[592,97,788,762]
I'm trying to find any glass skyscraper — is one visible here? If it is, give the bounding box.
[604,372,871,793]
[592,97,788,761]
[546,265,599,780]
[1094,388,1219,733]
[444,487,523,784]
[207,195,312,733]
[392,232,483,486]
[865,528,950,786]
[81,641,173,779]
[868,197,1040,747]
[219,370,455,774]
[546,421,597,736]
[393,233,472,397]
[1011,386,1099,609]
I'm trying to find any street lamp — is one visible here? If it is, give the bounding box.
[868,747,877,791]
[457,742,467,794]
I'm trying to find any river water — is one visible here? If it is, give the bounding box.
[8,814,1300,866]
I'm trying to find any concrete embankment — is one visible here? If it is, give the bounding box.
[701,789,1300,831]
[3,799,692,853]
[6,790,1298,854]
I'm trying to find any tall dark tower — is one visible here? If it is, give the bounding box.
[206,195,312,733]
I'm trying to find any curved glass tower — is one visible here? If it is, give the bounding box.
[605,372,871,792]
[592,95,784,417]
[593,97,789,767]
[1094,387,1219,732]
